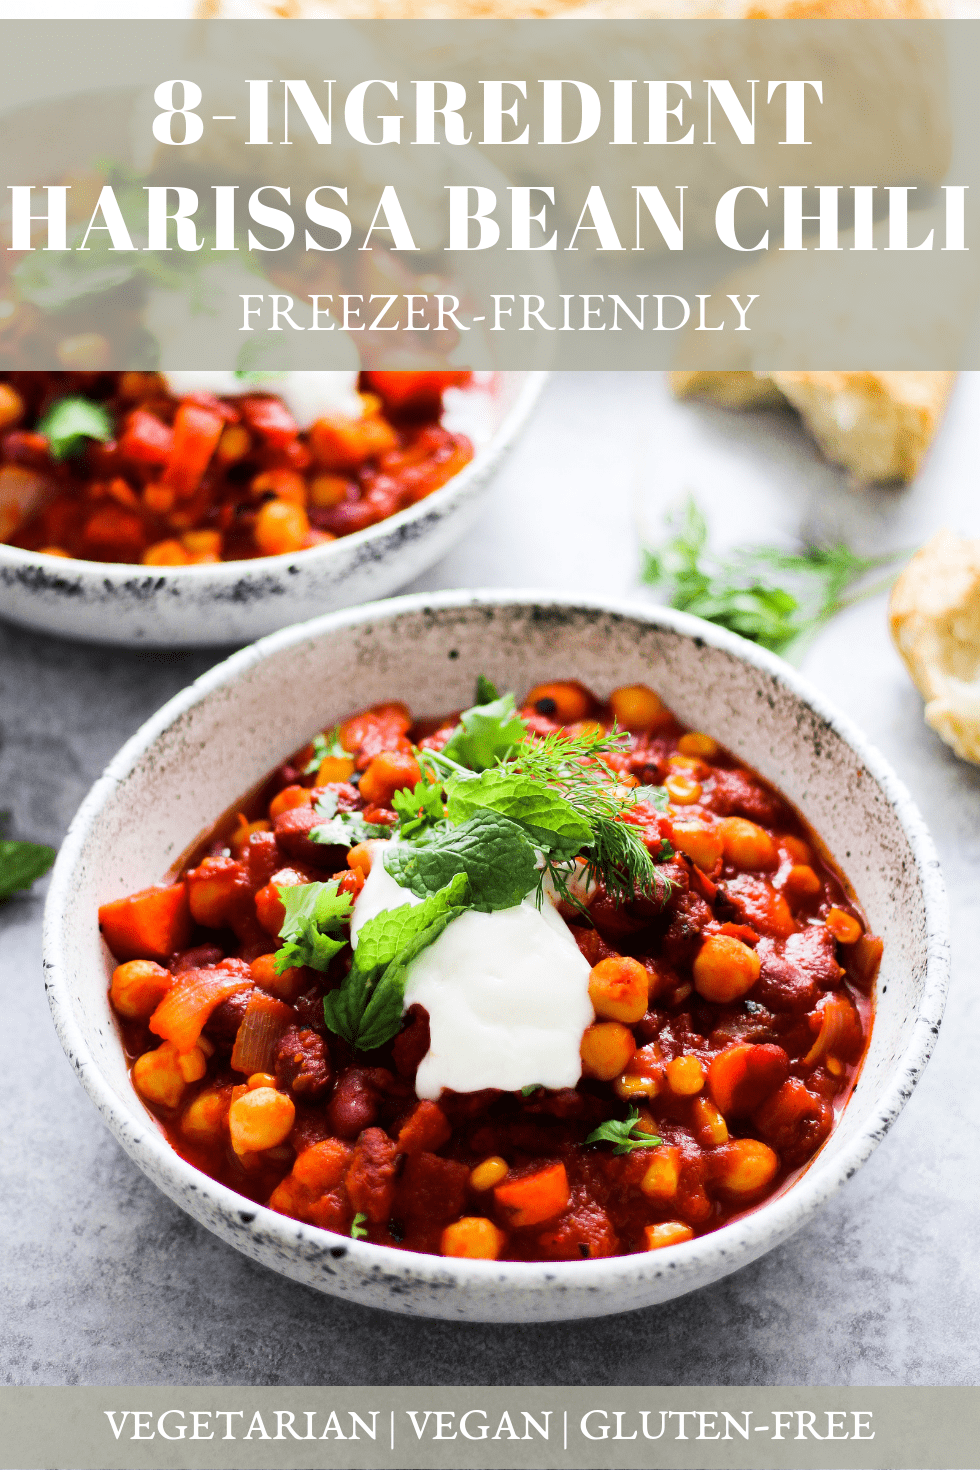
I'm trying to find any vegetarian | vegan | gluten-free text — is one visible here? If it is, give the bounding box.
[0,370,472,565]
[99,678,877,1263]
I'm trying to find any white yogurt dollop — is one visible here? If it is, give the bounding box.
[350,845,594,1100]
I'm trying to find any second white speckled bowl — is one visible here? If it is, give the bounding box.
[43,592,949,1320]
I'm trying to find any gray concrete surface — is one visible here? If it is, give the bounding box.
[1,373,978,1386]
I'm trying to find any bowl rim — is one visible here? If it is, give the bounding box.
[0,372,548,582]
[42,589,951,1305]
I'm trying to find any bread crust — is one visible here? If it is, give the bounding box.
[889,529,980,764]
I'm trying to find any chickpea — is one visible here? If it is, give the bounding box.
[718,817,778,871]
[712,1139,779,1197]
[228,1086,296,1154]
[110,959,172,1020]
[644,1221,694,1250]
[580,1022,636,1081]
[346,843,373,880]
[677,732,718,759]
[359,750,421,808]
[216,424,251,463]
[181,1089,230,1145]
[783,864,822,901]
[132,1042,186,1109]
[253,499,310,557]
[781,834,813,866]
[588,956,648,1025]
[640,1146,681,1200]
[608,684,666,732]
[665,773,702,806]
[470,1156,509,1191]
[692,934,761,1004]
[309,473,351,508]
[0,382,24,431]
[142,539,190,567]
[671,823,723,873]
[524,681,593,724]
[441,1218,506,1260]
[826,907,863,944]
[665,1055,705,1096]
[181,530,222,561]
[252,469,307,506]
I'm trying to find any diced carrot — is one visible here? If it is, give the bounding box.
[397,1100,451,1156]
[99,883,192,962]
[118,409,173,465]
[240,396,299,448]
[494,1163,569,1228]
[149,966,252,1053]
[292,1138,353,1194]
[162,403,224,498]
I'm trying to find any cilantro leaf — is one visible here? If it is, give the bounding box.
[391,780,446,841]
[632,785,670,813]
[474,674,499,705]
[323,874,469,1050]
[275,880,353,974]
[585,1108,663,1156]
[303,727,348,776]
[383,811,538,912]
[0,814,56,902]
[37,397,113,461]
[441,692,527,771]
[444,768,591,860]
[350,1212,368,1239]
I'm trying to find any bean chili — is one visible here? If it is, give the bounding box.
[100,681,877,1263]
[0,370,473,564]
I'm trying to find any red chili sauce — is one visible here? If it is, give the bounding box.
[0,370,472,564]
[100,680,878,1263]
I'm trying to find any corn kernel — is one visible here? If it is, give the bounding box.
[441,1218,506,1260]
[665,773,702,805]
[614,1072,661,1100]
[470,1156,509,1191]
[826,907,863,945]
[691,1096,729,1147]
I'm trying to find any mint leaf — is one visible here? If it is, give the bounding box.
[0,814,55,902]
[324,873,470,1049]
[384,811,538,912]
[445,768,591,860]
[351,871,468,974]
[474,674,499,705]
[275,879,353,973]
[303,726,348,776]
[585,1108,662,1156]
[391,780,446,841]
[37,397,113,460]
[441,692,526,772]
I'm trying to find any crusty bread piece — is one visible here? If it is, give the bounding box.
[889,529,980,764]
[671,371,957,483]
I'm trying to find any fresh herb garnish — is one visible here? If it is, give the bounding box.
[384,811,539,913]
[0,814,55,902]
[444,768,591,860]
[274,880,353,974]
[37,397,113,460]
[474,674,500,705]
[391,780,446,841]
[303,727,347,776]
[440,690,527,771]
[350,1212,368,1239]
[585,1107,663,1156]
[520,1084,542,1097]
[322,873,469,1051]
[642,497,907,657]
[310,792,390,848]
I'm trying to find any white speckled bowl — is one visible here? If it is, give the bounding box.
[0,374,545,648]
[43,592,949,1321]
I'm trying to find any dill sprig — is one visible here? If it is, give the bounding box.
[511,729,672,909]
[642,497,907,658]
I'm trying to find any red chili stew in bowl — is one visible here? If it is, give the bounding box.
[0,369,472,564]
[100,679,877,1263]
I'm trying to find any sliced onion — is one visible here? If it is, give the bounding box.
[804,993,858,1069]
[230,993,294,1076]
